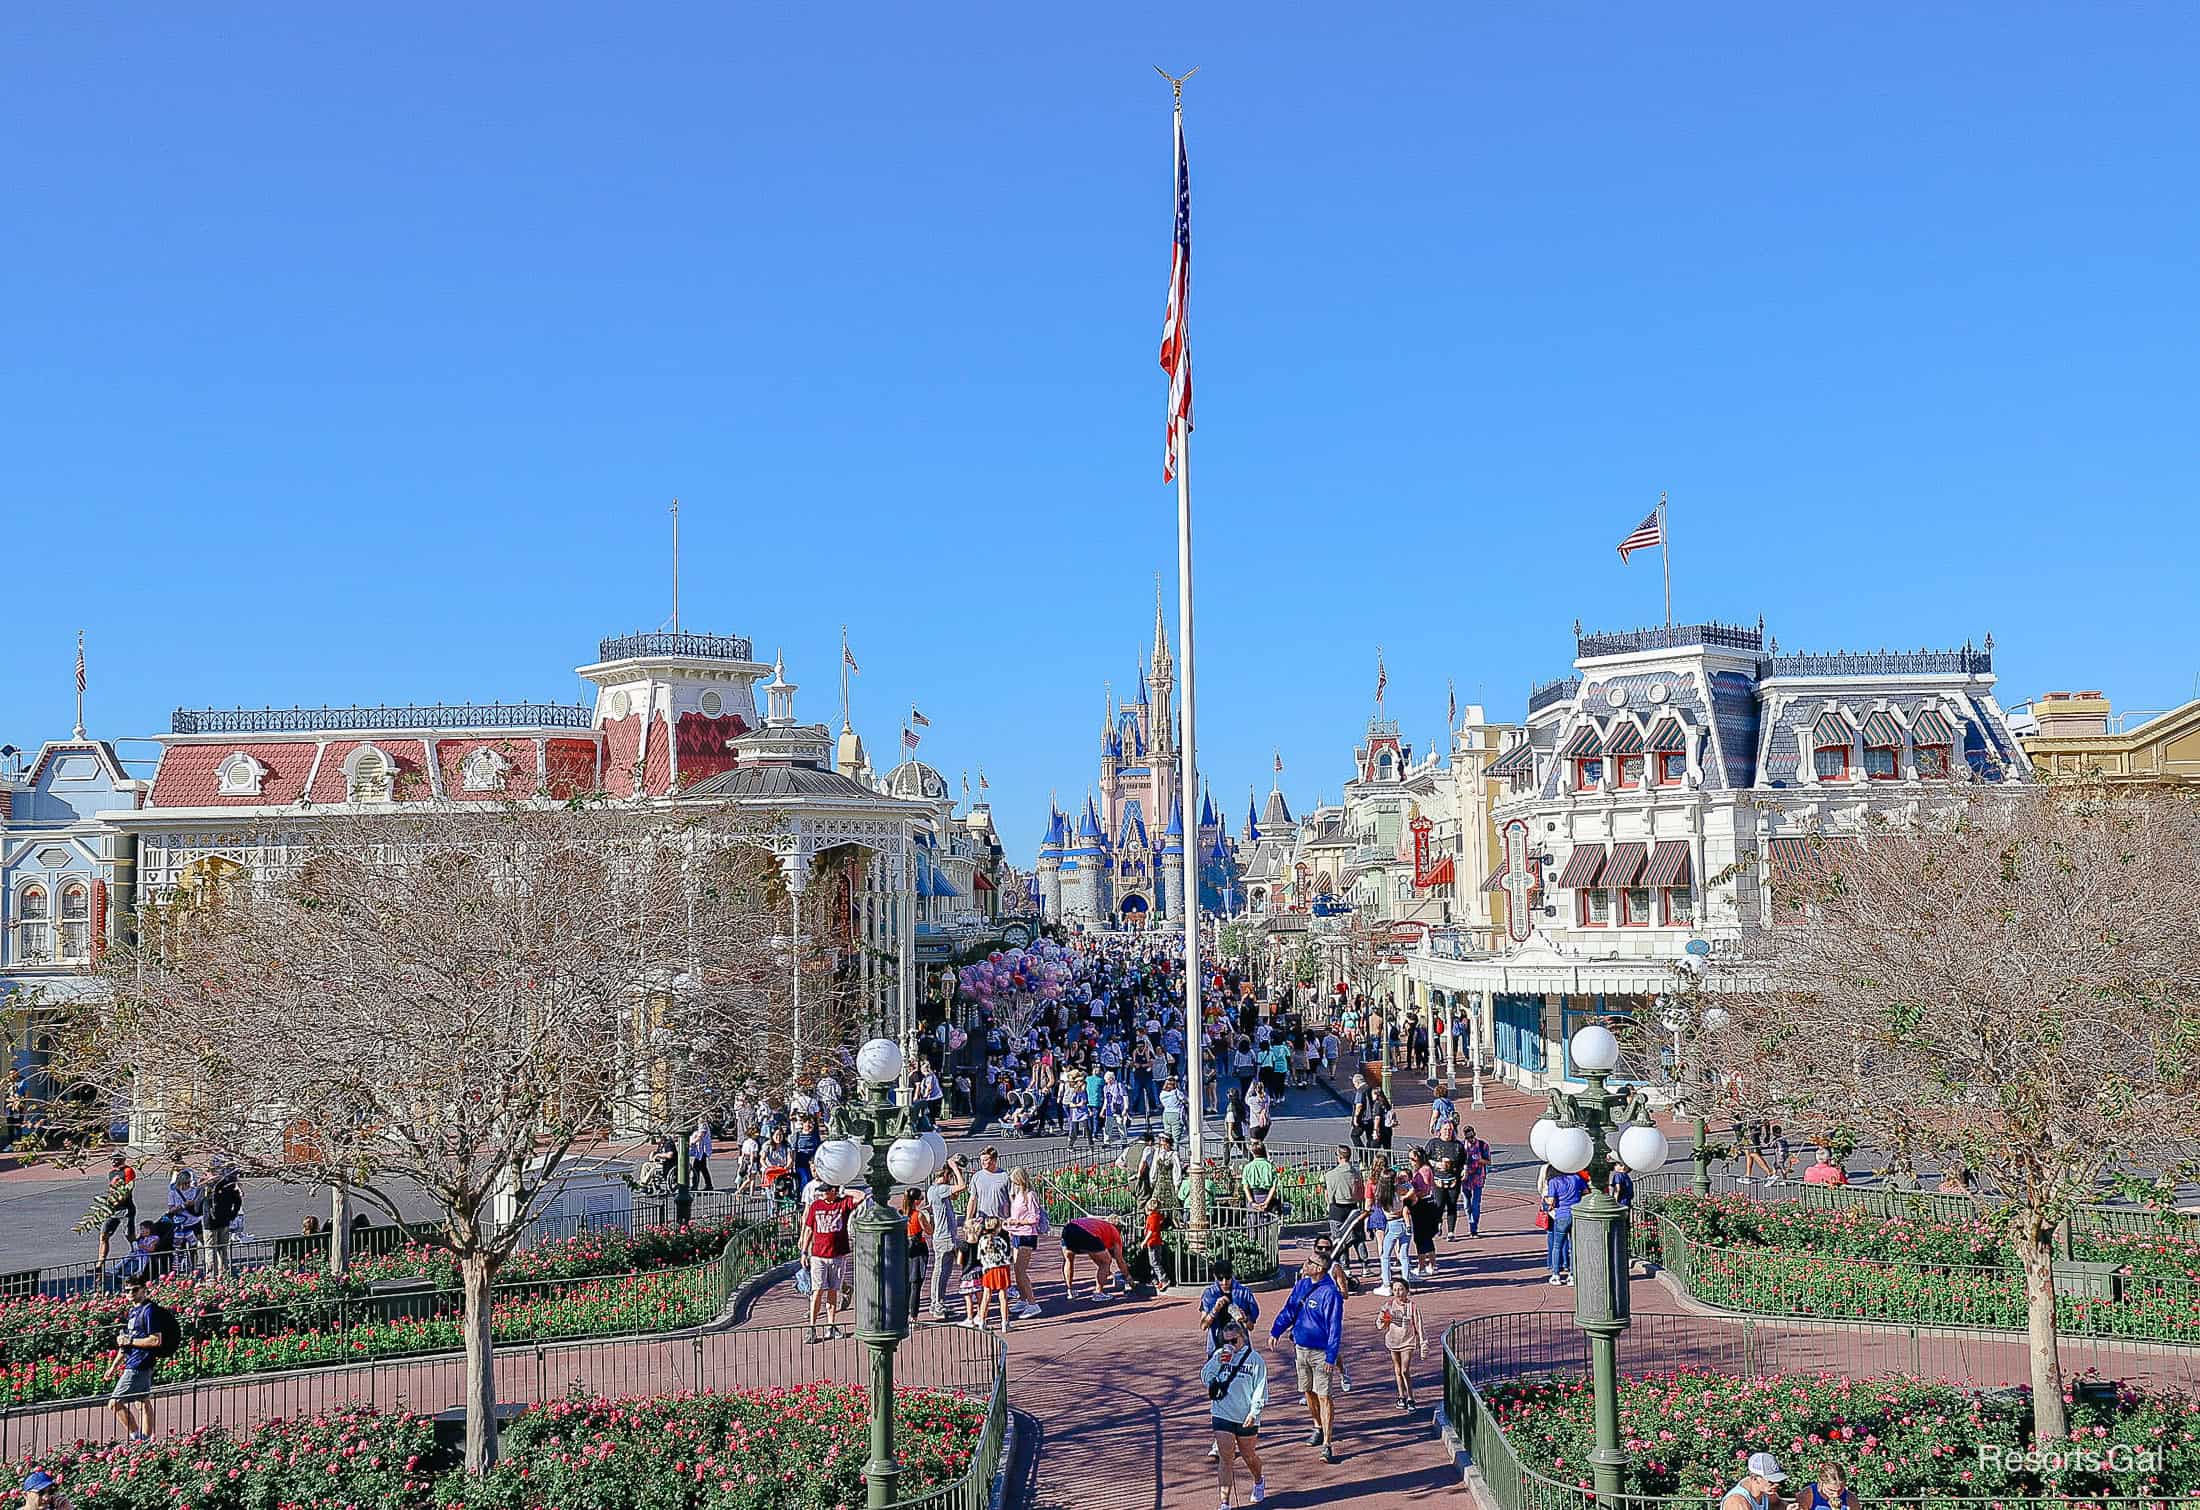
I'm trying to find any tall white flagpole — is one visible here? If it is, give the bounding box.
[1159,67,1208,1236]
[1660,490,1672,630]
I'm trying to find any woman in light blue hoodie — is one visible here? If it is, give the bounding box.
[1201,1322,1268,1507]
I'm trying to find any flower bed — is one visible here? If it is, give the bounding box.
[1043,1161,1327,1224]
[1485,1368,2199,1502]
[0,1218,757,1408]
[1649,1194,2200,1343]
[13,1386,988,1509]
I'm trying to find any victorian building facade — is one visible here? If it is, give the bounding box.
[1403,619,2029,1093]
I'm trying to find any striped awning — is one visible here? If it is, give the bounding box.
[1559,723,1603,758]
[1643,839,1692,888]
[1481,861,1511,894]
[1603,841,1648,889]
[1812,709,1856,745]
[1765,836,1858,883]
[1423,855,1456,888]
[1860,710,1905,748]
[1556,843,1607,888]
[1605,721,1646,756]
[1912,707,1956,744]
[1648,720,1688,753]
[1487,740,1537,778]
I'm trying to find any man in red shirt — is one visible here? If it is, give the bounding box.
[801,1183,858,1343]
[1801,1148,1849,1187]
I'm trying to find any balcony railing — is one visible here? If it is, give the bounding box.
[596,631,756,663]
[1766,648,1991,677]
[1526,677,1581,714]
[170,703,596,734]
[1577,620,1765,659]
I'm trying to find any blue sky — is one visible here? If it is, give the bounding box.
[6,5,2198,856]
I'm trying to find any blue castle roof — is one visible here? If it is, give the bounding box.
[1200,789,1218,829]
[1117,799,1150,851]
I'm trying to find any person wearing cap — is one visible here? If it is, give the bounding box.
[94,1153,138,1268]
[104,1273,166,1441]
[19,1469,62,1508]
[1721,1452,1788,1510]
[1201,1323,1267,1508]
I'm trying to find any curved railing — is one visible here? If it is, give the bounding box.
[1632,1170,2197,1241]
[1441,1310,2193,1510]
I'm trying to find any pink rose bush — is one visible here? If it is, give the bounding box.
[11,1387,987,1510]
[1487,1368,2200,1501]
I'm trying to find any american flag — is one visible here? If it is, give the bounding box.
[902,726,921,752]
[1273,749,1282,775]
[979,768,989,790]
[843,643,860,674]
[1158,105,1193,482]
[1617,507,1665,562]
[75,633,86,695]
[1375,650,1387,704]
[1448,678,1457,729]
[910,707,930,728]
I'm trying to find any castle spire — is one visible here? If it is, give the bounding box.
[1151,574,1173,677]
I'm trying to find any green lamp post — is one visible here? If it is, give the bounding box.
[821,1036,947,1510]
[1533,1024,1671,1502]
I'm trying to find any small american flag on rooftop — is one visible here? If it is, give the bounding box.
[1617,508,1665,562]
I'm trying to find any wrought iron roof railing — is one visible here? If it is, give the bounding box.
[170,703,596,735]
[596,631,756,663]
[1765,648,1992,677]
[1526,677,1581,714]
[1576,620,1765,658]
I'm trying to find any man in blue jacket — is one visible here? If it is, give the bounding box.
[1268,1251,1345,1463]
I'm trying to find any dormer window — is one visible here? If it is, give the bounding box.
[346,746,394,804]
[1861,711,1904,782]
[1561,724,1604,792]
[1812,711,1855,782]
[1912,708,1957,780]
[460,747,512,794]
[216,751,269,797]
[1607,723,1646,789]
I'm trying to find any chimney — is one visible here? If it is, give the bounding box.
[2034,691,2111,738]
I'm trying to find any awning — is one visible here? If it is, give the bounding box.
[1812,710,1855,745]
[1860,710,1905,748]
[1642,839,1692,888]
[1648,720,1688,753]
[1765,836,1858,884]
[1605,721,1646,756]
[1481,862,1510,894]
[973,872,996,893]
[1556,843,1607,888]
[1559,723,1603,758]
[1422,855,1456,888]
[1487,741,1537,778]
[1603,840,1648,889]
[1912,707,1956,744]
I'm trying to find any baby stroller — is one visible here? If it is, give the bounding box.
[757,1151,799,1211]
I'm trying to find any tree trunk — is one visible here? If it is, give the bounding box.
[461,1253,500,1472]
[329,1180,351,1277]
[2014,1224,2068,1442]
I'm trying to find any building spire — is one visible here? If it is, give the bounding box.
[1151,573,1173,677]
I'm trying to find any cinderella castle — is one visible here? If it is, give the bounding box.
[1035,592,1243,928]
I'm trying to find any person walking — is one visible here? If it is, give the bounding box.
[1460,1124,1492,1237]
[92,1152,138,1269]
[1239,1139,1281,1232]
[1004,1167,1047,1318]
[1203,1323,1268,1508]
[967,1219,1016,1335]
[1322,1145,1362,1258]
[1375,1275,1428,1409]
[800,1181,857,1342]
[1543,1164,1588,1285]
[689,1119,715,1192]
[1267,1252,1345,1464]
[1100,1070,1131,1145]
[1372,1160,1410,1296]
[1425,1118,1465,1239]
[103,1273,170,1442]
[1404,1148,1441,1279]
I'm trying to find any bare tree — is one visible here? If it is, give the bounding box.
[1689,782,2200,1441]
[53,797,809,1472]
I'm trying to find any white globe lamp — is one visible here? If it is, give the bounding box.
[920,1128,949,1171]
[1529,1116,1559,1161]
[856,1037,905,1086]
[812,1137,864,1188]
[1545,1125,1595,1175]
[1619,1124,1670,1173]
[1701,1007,1731,1034]
[1570,1025,1621,1075]
[886,1136,938,1187]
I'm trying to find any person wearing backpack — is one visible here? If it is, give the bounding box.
[106,1273,174,1441]
[200,1165,243,1281]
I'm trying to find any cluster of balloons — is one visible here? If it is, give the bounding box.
[957,942,1075,1005]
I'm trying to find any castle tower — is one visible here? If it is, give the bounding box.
[1037,803,1067,919]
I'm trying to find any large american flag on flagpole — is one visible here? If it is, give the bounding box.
[1158,106,1192,482]
[1617,507,1664,561]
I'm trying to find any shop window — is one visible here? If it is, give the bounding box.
[1621,888,1652,927]
[1662,887,1694,926]
[1578,888,1611,927]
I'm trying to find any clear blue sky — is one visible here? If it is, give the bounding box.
[7,5,2198,857]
